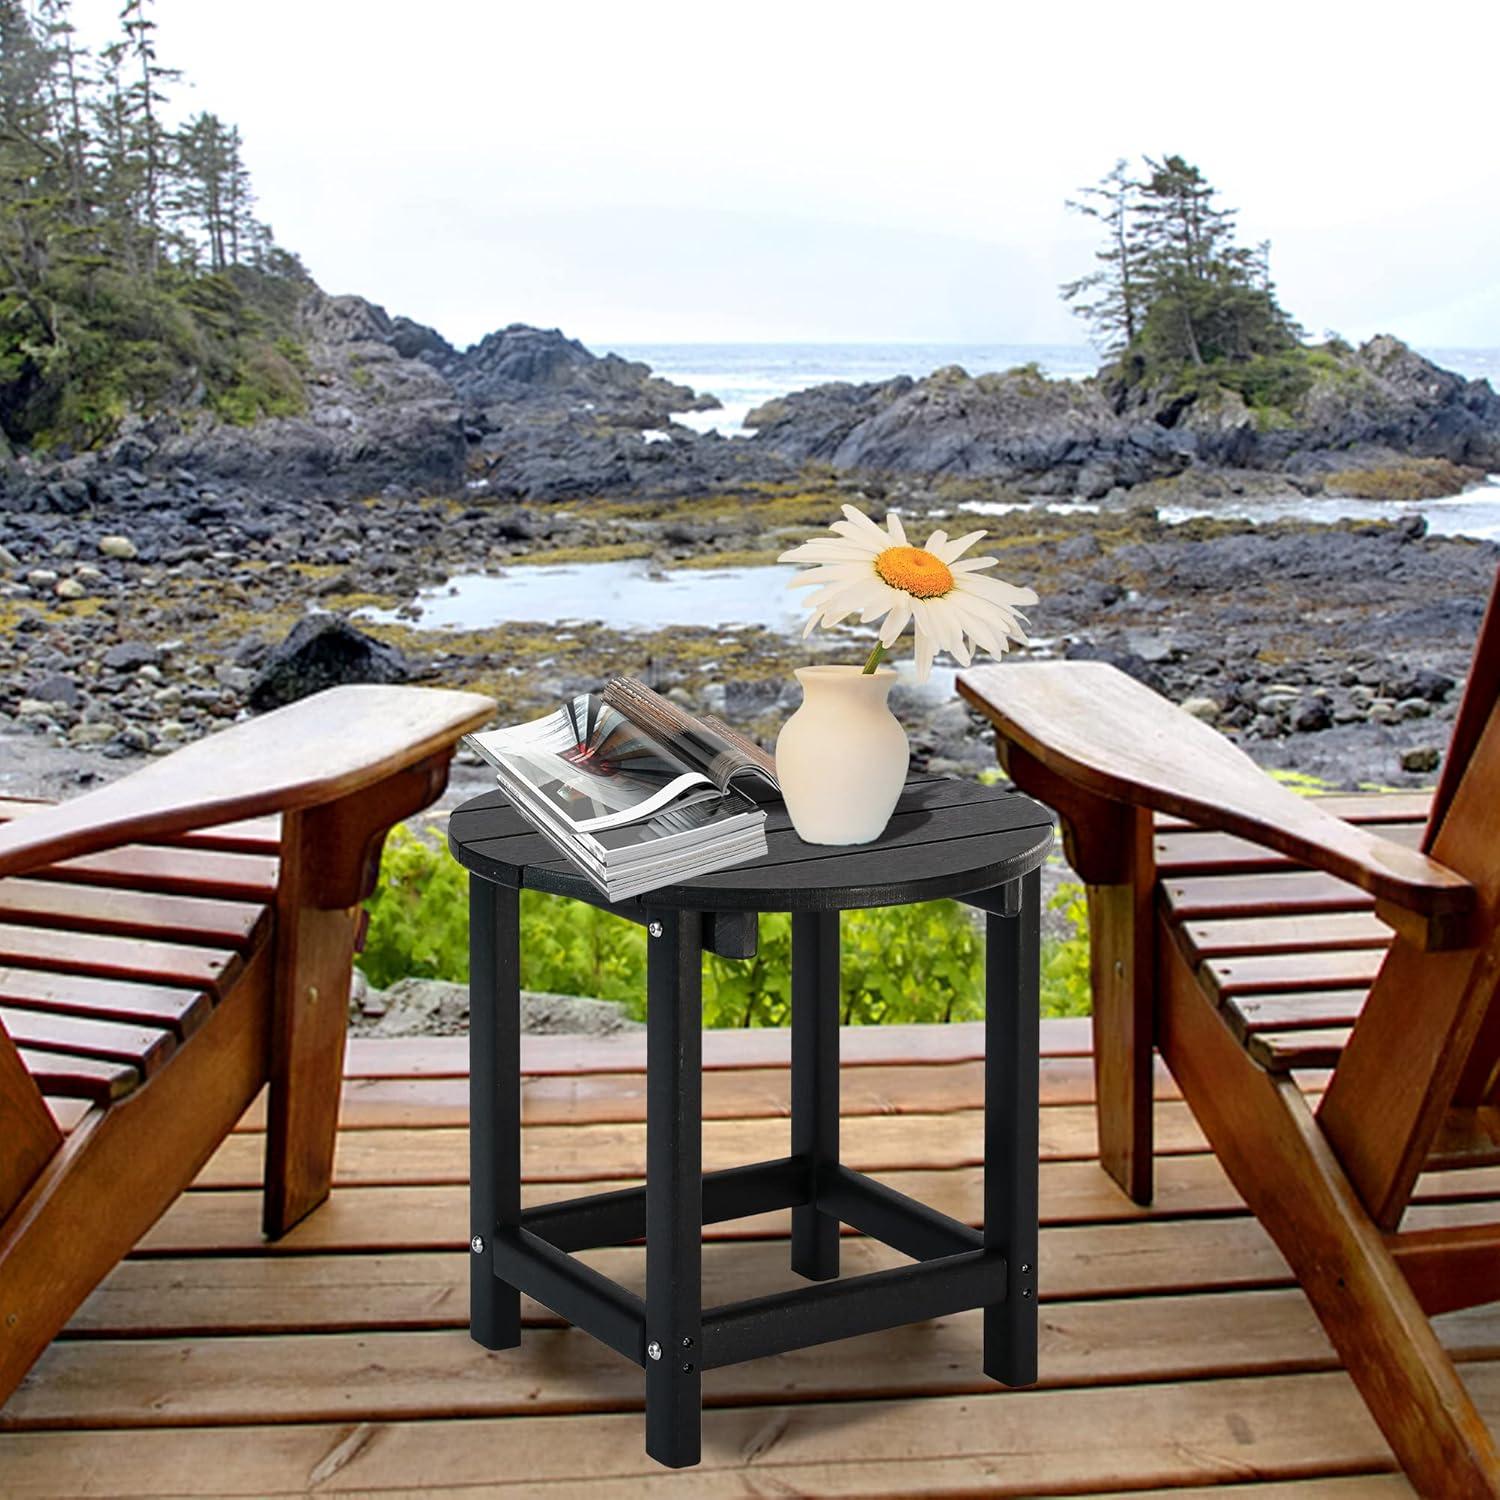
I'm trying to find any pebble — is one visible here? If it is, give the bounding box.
[1179,696,1220,723]
[97,535,139,560]
[54,577,86,599]
[69,723,117,746]
[1401,746,1441,774]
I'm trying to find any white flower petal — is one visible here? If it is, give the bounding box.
[930,529,986,564]
[778,538,871,564]
[786,561,876,586]
[878,596,912,647]
[955,572,1039,608]
[828,519,886,552]
[886,511,908,546]
[951,556,998,572]
[910,599,938,681]
[837,504,892,548]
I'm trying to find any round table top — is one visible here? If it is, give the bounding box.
[447,777,1054,913]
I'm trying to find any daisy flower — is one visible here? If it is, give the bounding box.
[778,504,1038,681]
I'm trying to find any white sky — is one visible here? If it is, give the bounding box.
[68,0,1500,351]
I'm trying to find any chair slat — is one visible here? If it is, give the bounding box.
[1225,988,1369,1041]
[0,924,242,998]
[1162,869,1375,920]
[1426,1107,1500,1173]
[1157,822,1424,877]
[18,1047,140,1102]
[0,799,282,856]
[30,845,279,903]
[1203,948,1385,1000]
[1155,791,1434,832]
[0,967,211,1038]
[1246,1028,1352,1072]
[1182,911,1392,960]
[0,1005,176,1075]
[0,878,269,950]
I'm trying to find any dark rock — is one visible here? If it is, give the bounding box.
[248,615,410,711]
[1062,640,1167,694]
[1290,698,1333,733]
[30,672,80,707]
[1384,667,1455,703]
[101,640,159,671]
[1401,746,1441,774]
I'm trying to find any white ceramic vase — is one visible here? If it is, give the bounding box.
[775,665,909,845]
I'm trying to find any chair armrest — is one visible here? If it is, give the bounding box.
[0,684,495,880]
[959,661,1473,933]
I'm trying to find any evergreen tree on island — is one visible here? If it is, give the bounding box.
[1063,155,1301,378]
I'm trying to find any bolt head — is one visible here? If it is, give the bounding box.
[647,1340,662,1361]
[1021,1263,1032,1275]
[681,1336,694,1348]
[470,1234,485,1254]
[648,921,663,938]
[681,1361,695,1374]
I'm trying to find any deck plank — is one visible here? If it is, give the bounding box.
[3,989,1496,1497]
[0,1365,1464,1495]
[30,1289,1500,1429]
[195,1102,1215,1189]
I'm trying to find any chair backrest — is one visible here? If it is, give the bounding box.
[1424,564,1500,854]
[1319,562,1500,1227]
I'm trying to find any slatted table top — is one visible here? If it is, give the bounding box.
[448,777,1056,912]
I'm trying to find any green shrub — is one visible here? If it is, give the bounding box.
[359,823,1085,1024]
[1040,881,1092,1017]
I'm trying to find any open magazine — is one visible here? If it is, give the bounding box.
[463,676,779,902]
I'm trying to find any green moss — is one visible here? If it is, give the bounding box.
[1325,458,1480,501]
[512,541,654,566]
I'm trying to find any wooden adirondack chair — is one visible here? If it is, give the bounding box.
[0,683,493,1407]
[959,564,1500,1496]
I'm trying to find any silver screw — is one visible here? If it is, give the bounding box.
[1021,1263,1032,1275]
[647,1340,662,1361]
[470,1234,485,1254]
[648,921,663,938]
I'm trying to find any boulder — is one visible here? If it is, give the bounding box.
[248,616,410,712]
[101,640,159,671]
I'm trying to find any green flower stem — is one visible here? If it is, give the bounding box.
[861,641,887,674]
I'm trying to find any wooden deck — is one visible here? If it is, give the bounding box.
[2,1019,1496,1496]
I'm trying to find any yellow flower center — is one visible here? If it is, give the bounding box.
[874,545,954,599]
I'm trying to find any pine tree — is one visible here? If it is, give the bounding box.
[0,0,66,347]
[1059,159,1143,355]
[116,0,180,271]
[1062,153,1300,376]
[174,111,233,269]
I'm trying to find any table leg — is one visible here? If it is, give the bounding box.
[645,909,704,1468]
[469,877,520,1351]
[984,868,1039,1386]
[791,909,840,1281]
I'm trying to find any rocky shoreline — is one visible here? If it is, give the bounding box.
[2,294,1498,814]
[1,479,1493,806]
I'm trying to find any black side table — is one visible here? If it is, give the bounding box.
[448,776,1054,1469]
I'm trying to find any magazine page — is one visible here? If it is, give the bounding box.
[602,676,779,793]
[467,693,720,833]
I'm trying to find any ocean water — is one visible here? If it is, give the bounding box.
[612,341,1500,439]
[613,342,1098,437]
